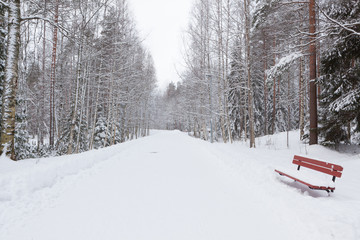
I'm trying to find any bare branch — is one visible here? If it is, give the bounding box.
[20,15,74,41]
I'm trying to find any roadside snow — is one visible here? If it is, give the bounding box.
[0,130,359,239]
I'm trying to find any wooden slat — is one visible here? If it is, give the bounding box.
[275,169,335,191]
[293,159,342,177]
[293,155,343,171]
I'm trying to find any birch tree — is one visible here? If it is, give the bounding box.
[0,0,20,160]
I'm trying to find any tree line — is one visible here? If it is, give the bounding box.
[0,0,156,160]
[157,0,360,147]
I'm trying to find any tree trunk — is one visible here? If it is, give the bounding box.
[272,38,276,135]
[299,56,305,139]
[103,64,114,147]
[75,64,88,153]
[49,0,59,148]
[89,58,103,150]
[287,71,290,148]
[39,0,47,148]
[67,39,83,155]
[244,0,255,148]
[224,0,232,143]
[0,0,21,160]
[263,33,268,136]
[309,0,318,145]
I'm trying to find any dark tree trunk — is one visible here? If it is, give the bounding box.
[309,0,318,145]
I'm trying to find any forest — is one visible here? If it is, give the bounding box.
[0,0,359,160]
[156,0,360,148]
[0,0,156,160]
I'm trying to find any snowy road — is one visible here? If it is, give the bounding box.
[1,130,359,239]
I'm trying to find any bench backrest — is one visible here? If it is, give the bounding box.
[292,155,343,178]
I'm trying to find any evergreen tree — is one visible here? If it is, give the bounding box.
[15,97,34,160]
[93,108,108,149]
[319,0,360,145]
[228,39,246,140]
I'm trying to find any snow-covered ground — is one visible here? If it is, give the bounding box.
[0,130,359,239]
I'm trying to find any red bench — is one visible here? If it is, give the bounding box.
[275,155,343,193]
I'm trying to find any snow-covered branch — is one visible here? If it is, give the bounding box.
[0,0,9,8]
[266,52,303,81]
[329,89,360,113]
[280,1,309,5]
[319,5,360,36]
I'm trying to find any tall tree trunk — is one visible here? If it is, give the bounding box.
[216,0,226,143]
[39,0,47,148]
[0,2,7,140]
[299,55,305,139]
[67,39,83,154]
[0,0,21,160]
[89,58,103,150]
[309,0,318,145]
[224,0,232,143]
[272,38,276,135]
[244,0,255,148]
[316,4,321,103]
[287,71,290,148]
[104,64,114,147]
[75,64,88,153]
[263,33,268,136]
[49,0,59,148]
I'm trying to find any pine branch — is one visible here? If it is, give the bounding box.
[0,0,9,8]
[318,4,360,36]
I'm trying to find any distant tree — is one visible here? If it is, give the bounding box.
[93,107,108,149]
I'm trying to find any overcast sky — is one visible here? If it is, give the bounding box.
[129,0,193,90]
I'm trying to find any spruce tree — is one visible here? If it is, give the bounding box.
[228,39,246,140]
[93,108,108,149]
[319,0,360,144]
[15,97,34,160]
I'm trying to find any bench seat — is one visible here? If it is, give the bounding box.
[275,155,343,192]
[275,167,335,191]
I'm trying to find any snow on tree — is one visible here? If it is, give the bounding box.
[15,96,34,160]
[93,107,108,149]
[319,0,360,145]
[0,0,20,160]
[0,0,156,159]
[0,2,7,133]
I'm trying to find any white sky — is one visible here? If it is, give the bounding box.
[129,0,194,90]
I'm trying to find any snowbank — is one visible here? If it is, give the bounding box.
[0,134,157,202]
